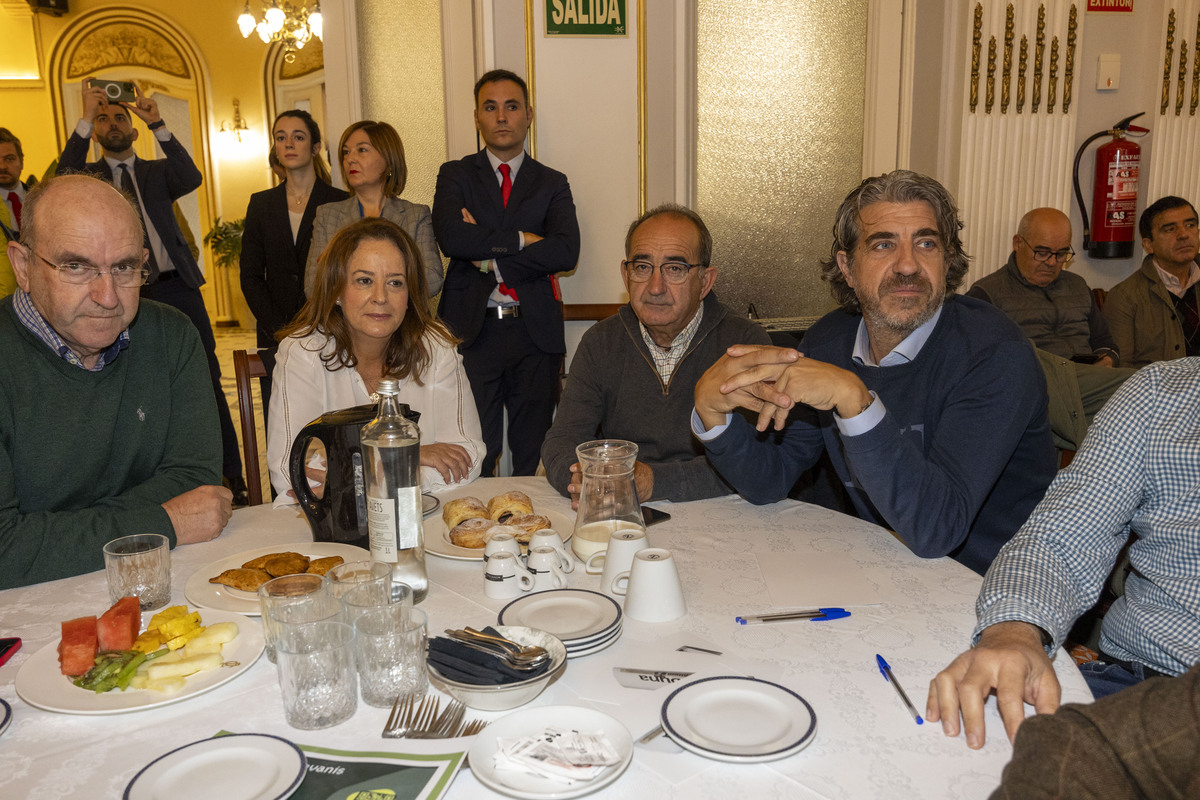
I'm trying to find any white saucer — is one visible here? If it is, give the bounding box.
[561,620,622,649]
[124,733,305,800]
[498,590,622,643]
[422,493,440,517]
[0,698,10,737]
[565,627,622,659]
[660,676,817,763]
[467,704,633,799]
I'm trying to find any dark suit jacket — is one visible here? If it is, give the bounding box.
[240,180,348,345]
[57,130,205,287]
[433,150,580,353]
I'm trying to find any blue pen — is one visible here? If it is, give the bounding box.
[876,654,923,725]
[735,608,851,625]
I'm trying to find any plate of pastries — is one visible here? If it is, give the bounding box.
[426,490,572,561]
[183,542,370,614]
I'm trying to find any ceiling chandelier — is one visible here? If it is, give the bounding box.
[237,2,323,63]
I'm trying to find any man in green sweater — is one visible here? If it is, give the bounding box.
[0,174,233,589]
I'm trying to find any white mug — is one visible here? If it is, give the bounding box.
[612,548,686,622]
[483,551,535,599]
[528,529,576,573]
[585,528,649,595]
[526,546,568,591]
[484,531,523,563]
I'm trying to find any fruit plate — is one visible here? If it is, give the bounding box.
[16,608,264,715]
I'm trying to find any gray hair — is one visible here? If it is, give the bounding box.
[820,170,971,313]
[624,203,713,267]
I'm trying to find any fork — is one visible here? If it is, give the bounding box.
[411,700,465,739]
[456,718,488,737]
[382,694,438,738]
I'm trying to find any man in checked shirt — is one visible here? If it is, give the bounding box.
[928,357,1200,749]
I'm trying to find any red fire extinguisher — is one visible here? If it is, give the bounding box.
[1072,112,1149,259]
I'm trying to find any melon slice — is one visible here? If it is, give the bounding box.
[58,616,98,676]
[97,596,141,651]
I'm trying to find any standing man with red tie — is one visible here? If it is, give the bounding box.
[433,69,581,476]
[57,79,250,505]
[0,128,28,298]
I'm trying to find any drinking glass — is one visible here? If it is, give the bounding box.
[354,606,428,707]
[327,560,392,600]
[259,573,330,663]
[275,620,357,729]
[103,534,171,610]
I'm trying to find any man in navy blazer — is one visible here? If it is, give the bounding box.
[57,79,248,504]
[433,69,580,476]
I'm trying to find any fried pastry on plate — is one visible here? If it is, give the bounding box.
[443,497,489,529]
[506,513,551,542]
[448,517,497,548]
[263,553,311,577]
[209,567,272,592]
[307,556,345,576]
[242,551,305,570]
[488,491,534,522]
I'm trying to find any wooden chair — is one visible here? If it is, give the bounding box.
[232,349,269,506]
[1092,287,1108,310]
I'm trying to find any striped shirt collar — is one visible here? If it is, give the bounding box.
[640,303,704,383]
[1153,259,1200,298]
[12,288,130,372]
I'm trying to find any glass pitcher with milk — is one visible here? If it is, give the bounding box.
[572,439,646,561]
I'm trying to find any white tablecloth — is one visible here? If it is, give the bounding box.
[0,477,1091,799]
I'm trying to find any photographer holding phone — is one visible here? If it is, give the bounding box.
[56,78,249,507]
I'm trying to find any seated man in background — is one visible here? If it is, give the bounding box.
[927,358,1200,749]
[967,207,1134,450]
[541,204,770,505]
[0,175,232,590]
[1104,196,1200,367]
[693,170,1055,575]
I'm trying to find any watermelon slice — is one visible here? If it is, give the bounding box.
[58,616,98,676]
[97,596,141,652]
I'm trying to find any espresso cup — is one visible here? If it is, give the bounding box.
[528,529,576,573]
[585,528,649,595]
[484,531,523,563]
[612,548,686,622]
[483,551,535,599]
[526,546,568,591]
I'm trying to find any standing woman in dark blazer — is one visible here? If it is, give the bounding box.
[304,120,443,300]
[241,110,348,357]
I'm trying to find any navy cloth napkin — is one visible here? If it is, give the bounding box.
[427,628,551,685]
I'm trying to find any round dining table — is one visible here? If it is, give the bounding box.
[0,476,1092,799]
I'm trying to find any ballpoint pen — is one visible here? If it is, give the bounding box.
[735,608,851,625]
[876,654,924,724]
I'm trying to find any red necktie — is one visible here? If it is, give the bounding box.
[7,191,20,228]
[497,163,518,302]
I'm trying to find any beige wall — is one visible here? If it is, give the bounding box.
[1,0,280,327]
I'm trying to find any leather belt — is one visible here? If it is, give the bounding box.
[491,306,521,319]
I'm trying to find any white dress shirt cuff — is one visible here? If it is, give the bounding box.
[75,119,93,138]
[691,408,732,441]
[833,391,884,437]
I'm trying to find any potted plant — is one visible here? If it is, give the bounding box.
[204,217,245,271]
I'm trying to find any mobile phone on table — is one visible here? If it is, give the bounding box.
[642,506,671,526]
[0,638,21,667]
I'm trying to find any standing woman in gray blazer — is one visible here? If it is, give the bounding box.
[305,120,443,299]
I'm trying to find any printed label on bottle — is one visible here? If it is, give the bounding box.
[395,487,422,549]
[367,494,399,563]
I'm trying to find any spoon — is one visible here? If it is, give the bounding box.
[445,637,548,671]
[445,628,550,665]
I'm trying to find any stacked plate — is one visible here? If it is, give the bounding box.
[497,589,622,658]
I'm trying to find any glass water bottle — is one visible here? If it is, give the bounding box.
[360,379,427,602]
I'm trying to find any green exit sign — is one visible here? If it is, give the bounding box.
[545,0,628,37]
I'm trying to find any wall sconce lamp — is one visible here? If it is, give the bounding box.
[220,99,250,142]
